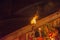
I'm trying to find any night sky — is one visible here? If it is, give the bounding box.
[0,0,60,38]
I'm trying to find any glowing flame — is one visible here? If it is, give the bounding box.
[31,15,38,24]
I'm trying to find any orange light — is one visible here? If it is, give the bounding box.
[31,15,38,24]
[38,28,41,31]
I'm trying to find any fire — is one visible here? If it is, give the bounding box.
[31,15,38,24]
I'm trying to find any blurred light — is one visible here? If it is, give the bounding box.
[31,15,38,24]
[38,28,41,31]
[50,37,55,40]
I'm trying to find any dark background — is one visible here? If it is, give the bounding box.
[0,0,60,38]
